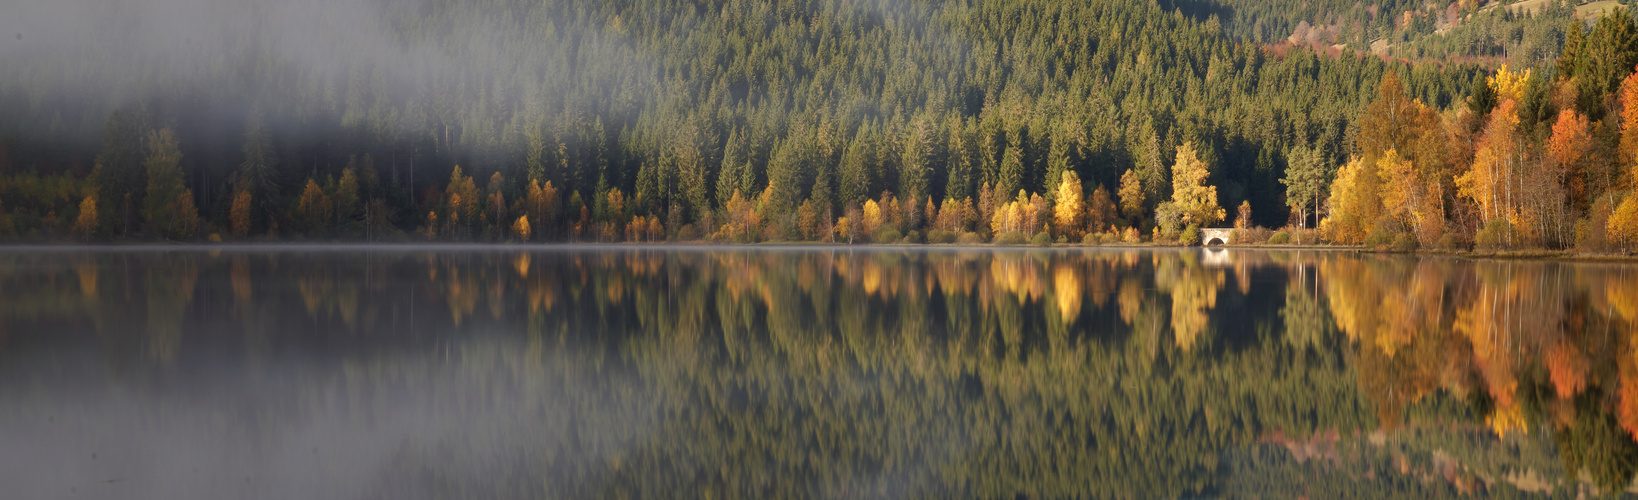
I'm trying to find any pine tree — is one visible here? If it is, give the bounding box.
[142,129,188,238]
[239,110,279,227]
[839,132,873,208]
[1282,144,1328,230]
[93,110,147,238]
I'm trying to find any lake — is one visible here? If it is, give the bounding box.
[1,246,1635,498]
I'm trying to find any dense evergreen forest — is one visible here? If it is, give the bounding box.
[0,0,1635,251]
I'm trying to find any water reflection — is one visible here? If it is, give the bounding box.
[0,247,1635,497]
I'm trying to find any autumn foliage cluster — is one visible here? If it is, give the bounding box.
[1320,13,1638,253]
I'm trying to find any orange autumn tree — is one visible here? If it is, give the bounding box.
[524,179,558,240]
[1614,72,1638,247]
[442,166,480,239]
[1346,71,1451,246]
[1378,149,1445,244]
[296,178,333,235]
[512,214,531,241]
[229,189,252,237]
[1086,185,1117,235]
[1457,99,1526,244]
[1546,109,1594,211]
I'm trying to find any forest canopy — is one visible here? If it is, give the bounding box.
[0,0,1631,251]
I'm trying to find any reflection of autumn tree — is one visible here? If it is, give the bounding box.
[1321,255,1638,491]
[1322,256,1447,357]
[1154,251,1224,351]
[14,249,1638,496]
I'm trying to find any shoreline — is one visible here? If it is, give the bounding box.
[0,241,1632,261]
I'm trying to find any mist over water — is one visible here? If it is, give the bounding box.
[1,247,1637,497]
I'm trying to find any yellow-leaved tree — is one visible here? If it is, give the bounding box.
[1117,168,1144,226]
[297,178,333,236]
[861,199,883,235]
[72,196,98,241]
[1321,156,1380,244]
[512,214,531,241]
[1490,64,1532,103]
[1052,171,1085,239]
[1378,149,1444,244]
[1167,142,1224,228]
[525,179,557,240]
[1456,99,1524,235]
[1613,195,1638,246]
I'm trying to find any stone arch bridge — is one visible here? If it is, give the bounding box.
[1201,228,1232,246]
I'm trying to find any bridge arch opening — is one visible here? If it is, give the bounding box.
[1206,237,1225,246]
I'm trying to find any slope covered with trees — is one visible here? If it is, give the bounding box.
[0,0,1484,244]
[2,0,1635,252]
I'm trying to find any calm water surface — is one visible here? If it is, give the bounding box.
[2,246,1637,499]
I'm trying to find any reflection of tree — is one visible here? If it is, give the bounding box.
[1325,254,1638,492]
[1154,251,1225,351]
[10,249,1638,496]
[1279,262,1332,352]
[144,258,197,362]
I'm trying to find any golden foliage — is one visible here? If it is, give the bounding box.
[862,199,883,235]
[525,179,558,237]
[1118,168,1144,223]
[1053,264,1081,322]
[797,199,819,240]
[605,188,626,223]
[1487,402,1528,438]
[1488,64,1532,103]
[1156,253,1224,350]
[1611,195,1638,247]
[1320,157,1379,244]
[512,214,532,241]
[297,178,333,234]
[1168,142,1224,227]
[229,189,252,237]
[443,165,480,237]
[167,189,200,239]
[1086,185,1117,234]
[646,216,663,241]
[718,189,760,242]
[1053,171,1085,239]
[1378,149,1445,244]
[72,196,97,241]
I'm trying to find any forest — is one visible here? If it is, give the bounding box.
[0,0,1635,252]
